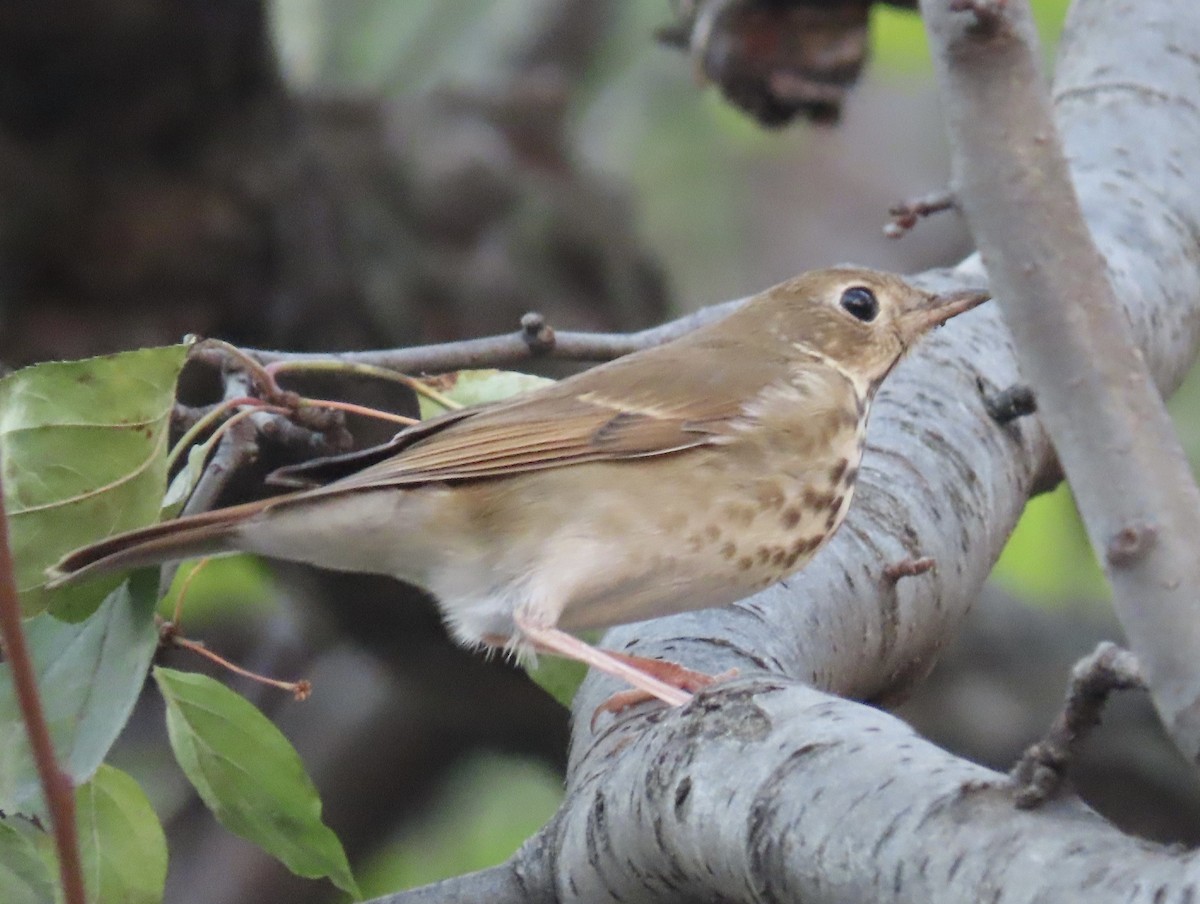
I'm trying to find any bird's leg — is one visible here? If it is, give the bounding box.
[592,653,736,725]
[512,616,692,707]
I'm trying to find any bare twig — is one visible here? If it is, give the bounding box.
[978,381,1037,425]
[0,471,86,904]
[172,402,209,433]
[519,312,556,353]
[164,629,312,702]
[1010,642,1145,808]
[921,0,1200,762]
[266,359,464,411]
[180,371,263,518]
[170,305,752,512]
[882,556,937,583]
[168,304,746,505]
[884,189,957,238]
[243,300,746,374]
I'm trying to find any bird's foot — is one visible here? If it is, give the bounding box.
[510,618,736,724]
[591,653,738,729]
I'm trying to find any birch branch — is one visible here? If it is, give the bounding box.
[539,0,1200,899]
[565,0,1200,751]
[361,0,1200,899]
[921,0,1200,764]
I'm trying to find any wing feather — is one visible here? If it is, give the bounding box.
[283,326,798,494]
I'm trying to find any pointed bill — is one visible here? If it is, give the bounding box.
[900,287,990,338]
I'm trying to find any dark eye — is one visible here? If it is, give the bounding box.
[840,286,879,322]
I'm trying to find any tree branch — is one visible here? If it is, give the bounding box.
[920,0,1200,762]
[242,299,746,373]
[1009,641,1145,808]
[0,472,85,904]
[531,0,1200,899]
[389,679,1197,904]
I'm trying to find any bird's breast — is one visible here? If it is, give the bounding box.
[547,418,867,632]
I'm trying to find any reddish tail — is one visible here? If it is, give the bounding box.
[46,498,275,587]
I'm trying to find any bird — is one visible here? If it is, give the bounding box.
[48,267,987,709]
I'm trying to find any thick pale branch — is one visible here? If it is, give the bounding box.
[567,0,1200,744]
[391,679,1195,904]
[553,681,1192,903]
[542,0,1200,899]
[920,0,1200,761]
[363,0,1200,896]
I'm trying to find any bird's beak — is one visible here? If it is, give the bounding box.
[902,288,990,338]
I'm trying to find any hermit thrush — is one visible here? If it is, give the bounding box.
[49,268,987,707]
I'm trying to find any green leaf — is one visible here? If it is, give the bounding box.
[74,766,167,904]
[0,573,158,817]
[153,667,359,899]
[160,443,208,520]
[0,345,189,619]
[0,819,54,904]
[417,369,554,419]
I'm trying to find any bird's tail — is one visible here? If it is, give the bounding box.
[46,497,278,588]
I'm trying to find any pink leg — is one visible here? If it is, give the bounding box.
[513,617,692,707]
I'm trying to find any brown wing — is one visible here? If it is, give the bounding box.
[293,329,793,493]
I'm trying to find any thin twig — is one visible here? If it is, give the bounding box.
[244,299,747,374]
[170,558,213,627]
[1009,642,1144,808]
[883,189,957,238]
[882,556,936,583]
[0,471,86,904]
[292,397,418,427]
[166,397,277,475]
[978,381,1037,425]
[165,631,311,701]
[267,359,464,410]
[157,373,266,596]
[173,303,749,508]
[192,338,283,397]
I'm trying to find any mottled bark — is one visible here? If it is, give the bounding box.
[378,0,1200,900]
[923,0,1200,763]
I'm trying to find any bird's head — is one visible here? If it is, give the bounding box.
[760,267,990,391]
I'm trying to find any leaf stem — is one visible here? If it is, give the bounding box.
[165,395,265,474]
[170,558,213,627]
[169,633,312,701]
[294,397,419,427]
[0,469,86,904]
[267,358,465,410]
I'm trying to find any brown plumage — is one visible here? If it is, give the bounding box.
[50,268,987,707]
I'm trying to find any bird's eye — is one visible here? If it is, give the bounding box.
[840,286,879,322]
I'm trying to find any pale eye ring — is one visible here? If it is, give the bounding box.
[840,286,879,322]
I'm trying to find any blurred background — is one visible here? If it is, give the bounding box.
[5,0,1200,900]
